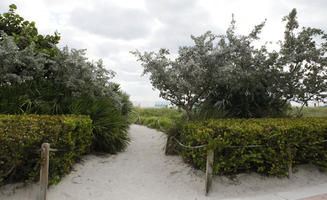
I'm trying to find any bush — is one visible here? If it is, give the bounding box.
[70,97,130,153]
[0,114,93,185]
[176,118,327,177]
[0,82,131,153]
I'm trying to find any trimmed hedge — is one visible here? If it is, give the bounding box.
[177,118,327,177]
[0,114,93,185]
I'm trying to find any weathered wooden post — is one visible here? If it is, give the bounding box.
[39,143,50,200]
[205,149,214,195]
[287,145,293,179]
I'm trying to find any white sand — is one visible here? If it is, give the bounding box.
[1,124,327,200]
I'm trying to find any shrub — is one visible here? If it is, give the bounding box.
[71,97,130,153]
[176,118,327,177]
[0,114,93,185]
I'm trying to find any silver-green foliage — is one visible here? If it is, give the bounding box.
[0,34,47,85]
[133,9,327,119]
[0,33,122,104]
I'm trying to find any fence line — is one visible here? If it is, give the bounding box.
[169,135,327,195]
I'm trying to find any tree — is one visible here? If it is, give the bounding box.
[132,19,271,119]
[274,9,327,116]
[134,9,327,119]
[0,4,60,56]
[201,18,288,118]
[132,32,220,120]
[0,34,47,86]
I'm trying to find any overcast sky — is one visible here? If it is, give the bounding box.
[1,0,327,107]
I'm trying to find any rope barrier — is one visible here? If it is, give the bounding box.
[172,137,208,149]
[0,163,16,178]
[171,137,327,150]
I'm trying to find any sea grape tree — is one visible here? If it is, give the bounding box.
[132,32,221,119]
[134,9,327,119]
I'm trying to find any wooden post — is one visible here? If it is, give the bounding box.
[205,149,214,195]
[287,145,293,179]
[39,143,50,200]
[165,136,171,155]
[136,115,140,123]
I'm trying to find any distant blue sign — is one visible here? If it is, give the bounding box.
[154,102,169,108]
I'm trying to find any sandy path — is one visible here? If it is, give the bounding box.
[1,124,327,200]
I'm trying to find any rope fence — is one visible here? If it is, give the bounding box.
[168,135,327,195]
[133,115,327,195]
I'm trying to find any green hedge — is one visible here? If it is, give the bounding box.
[177,118,327,177]
[0,114,93,185]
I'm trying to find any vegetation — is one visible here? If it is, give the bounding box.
[0,4,132,154]
[175,118,327,177]
[133,9,327,119]
[0,4,60,56]
[289,106,327,118]
[0,115,93,185]
[134,107,185,132]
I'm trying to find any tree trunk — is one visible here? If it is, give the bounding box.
[186,109,193,121]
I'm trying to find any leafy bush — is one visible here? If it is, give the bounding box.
[0,115,93,185]
[71,97,130,153]
[175,118,327,177]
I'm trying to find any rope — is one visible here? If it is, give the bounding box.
[171,137,327,150]
[227,144,265,148]
[0,163,16,178]
[172,137,208,149]
[36,147,75,152]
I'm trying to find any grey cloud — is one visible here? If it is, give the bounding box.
[95,41,131,58]
[144,0,221,51]
[69,3,154,40]
[114,71,144,83]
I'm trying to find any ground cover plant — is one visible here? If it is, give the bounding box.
[134,107,185,132]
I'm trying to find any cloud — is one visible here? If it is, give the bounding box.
[142,0,221,52]
[69,2,154,40]
[0,1,10,12]
[139,1,207,50]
